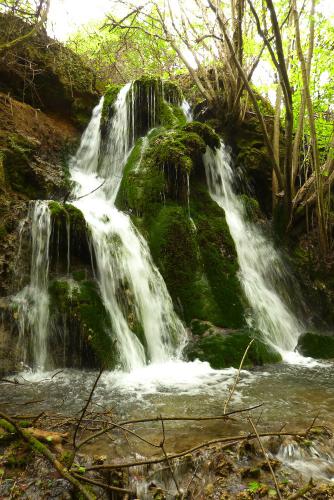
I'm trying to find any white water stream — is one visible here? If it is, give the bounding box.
[204,144,305,360]
[14,201,51,370]
[70,84,187,371]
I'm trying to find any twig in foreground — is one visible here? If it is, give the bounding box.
[224,338,254,414]
[248,417,282,500]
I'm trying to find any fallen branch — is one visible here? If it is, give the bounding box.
[76,403,263,449]
[159,415,181,495]
[0,411,94,500]
[72,472,135,496]
[84,429,307,471]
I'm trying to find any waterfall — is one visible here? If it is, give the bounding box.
[203,144,304,357]
[71,84,187,370]
[14,201,51,370]
[181,100,193,122]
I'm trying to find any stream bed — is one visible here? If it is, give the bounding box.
[1,358,334,488]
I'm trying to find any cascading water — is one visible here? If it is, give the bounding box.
[181,100,193,122]
[70,84,187,370]
[14,200,51,370]
[203,144,304,358]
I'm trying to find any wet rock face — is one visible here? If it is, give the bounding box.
[0,91,80,297]
[0,298,20,375]
[0,13,99,129]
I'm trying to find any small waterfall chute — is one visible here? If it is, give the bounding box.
[71,83,187,370]
[14,200,52,370]
[203,143,304,358]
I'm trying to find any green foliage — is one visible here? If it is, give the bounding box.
[68,14,180,88]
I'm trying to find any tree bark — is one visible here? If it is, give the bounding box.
[292,0,328,253]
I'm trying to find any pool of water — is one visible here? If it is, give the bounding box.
[1,359,333,456]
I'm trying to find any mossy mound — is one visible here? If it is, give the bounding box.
[48,201,90,271]
[183,122,220,150]
[101,77,185,141]
[185,321,282,368]
[190,180,245,328]
[117,120,246,329]
[117,121,220,213]
[297,332,334,359]
[101,83,123,127]
[149,205,222,323]
[238,194,262,223]
[49,278,115,368]
[116,137,165,218]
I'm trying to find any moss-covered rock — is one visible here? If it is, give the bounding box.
[101,77,185,141]
[48,201,90,271]
[185,322,282,368]
[190,180,246,328]
[183,122,220,150]
[0,13,99,129]
[117,121,220,214]
[49,278,116,368]
[101,83,123,127]
[116,137,166,218]
[149,205,221,323]
[238,194,262,222]
[116,119,246,329]
[297,332,334,359]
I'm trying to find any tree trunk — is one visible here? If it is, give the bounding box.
[291,0,316,194]
[292,0,328,254]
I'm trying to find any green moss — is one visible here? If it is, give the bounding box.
[185,329,282,368]
[102,83,123,125]
[60,451,75,468]
[183,122,220,150]
[72,270,87,282]
[117,119,247,329]
[116,137,165,217]
[149,205,220,323]
[297,332,334,359]
[161,80,183,105]
[191,181,245,328]
[49,278,116,368]
[160,101,187,128]
[146,130,202,173]
[0,419,16,434]
[239,194,262,222]
[49,201,86,231]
